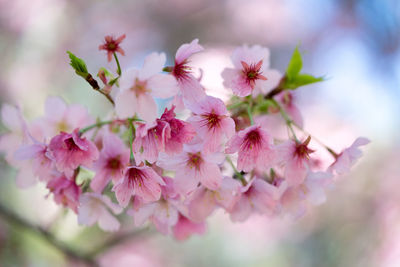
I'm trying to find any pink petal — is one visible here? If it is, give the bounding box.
[139,52,166,80]
[136,94,158,122]
[148,74,179,99]
[115,90,139,119]
[175,39,204,64]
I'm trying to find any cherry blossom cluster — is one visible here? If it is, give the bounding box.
[0,36,369,240]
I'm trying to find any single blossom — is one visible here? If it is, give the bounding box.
[157,143,224,195]
[187,96,235,153]
[133,106,196,163]
[171,39,206,105]
[225,124,277,172]
[14,142,54,183]
[78,192,123,232]
[115,52,179,121]
[129,178,181,235]
[0,104,44,188]
[279,171,333,219]
[328,137,370,175]
[47,175,81,213]
[90,133,130,193]
[38,96,94,138]
[0,104,30,164]
[48,129,99,176]
[278,136,314,185]
[159,106,196,155]
[99,34,126,62]
[230,178,280,222]
[172,214,206,241]
[222,45,277,97]
[187,176,242,222]
[112,166,165,207]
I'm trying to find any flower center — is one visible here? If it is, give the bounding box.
[127,168,145,187]
[107,157,121,169]
[241,60,267,88]
[202,112,221,130]
[173,61,191,80]
[187,152,203,170]
[243,129,261,150]
[57,121,69,133]
[107,43,116,51]
[64,137,79,151]
[130,79,148,96]
[294,136,314,159]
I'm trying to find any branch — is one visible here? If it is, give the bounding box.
[0,203,98,267]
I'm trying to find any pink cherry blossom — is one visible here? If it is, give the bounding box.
[38,96,94,138]
[90,133,130,193]
[129,176,181,234]
[279,171,333,219]
[0,104,42,188]
[78,192,123,232]
[48,129,99,176]
[115,52,179,121]
[47,175,81,213]
[99,34,126,62]
[172,39,206,105]
[0,104,30,164]
[159,106,196,155]
[222,45,274,97]
[329,137,370,175]
[187,176,242,222]
[157,143,224,195]
[133,106,195,163]
[172,214,206,241]
[278,136,314,185]
[14,142,54,183]
[187,96,235,153]
[112,166,165,207]
[225,124,277,172]
[230,178,280,222]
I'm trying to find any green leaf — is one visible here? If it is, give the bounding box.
[294,74,324,86]
[284,73,324,90]
[286,46,302,80]
[67,51,88,78]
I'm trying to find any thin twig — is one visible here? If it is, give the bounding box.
[85,74,115,106]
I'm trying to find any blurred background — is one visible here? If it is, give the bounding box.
[0,0,399,266]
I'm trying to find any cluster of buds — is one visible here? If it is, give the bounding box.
[0,36,369,240]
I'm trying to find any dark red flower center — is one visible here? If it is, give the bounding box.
[243,129,262,150]
[187,152,203,170]
[294,136,314,159]
[64,137,80,151]
[107,157,121,169]
[241,60,267,88]
[127,168,145,187]
[202,112,221,130]
[107,42,116,51]
[173,61,191,80]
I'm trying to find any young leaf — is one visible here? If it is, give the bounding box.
[284,74,324,90]
[67,51,88,78]
[294,74,324,86]
[286,46,302,80]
